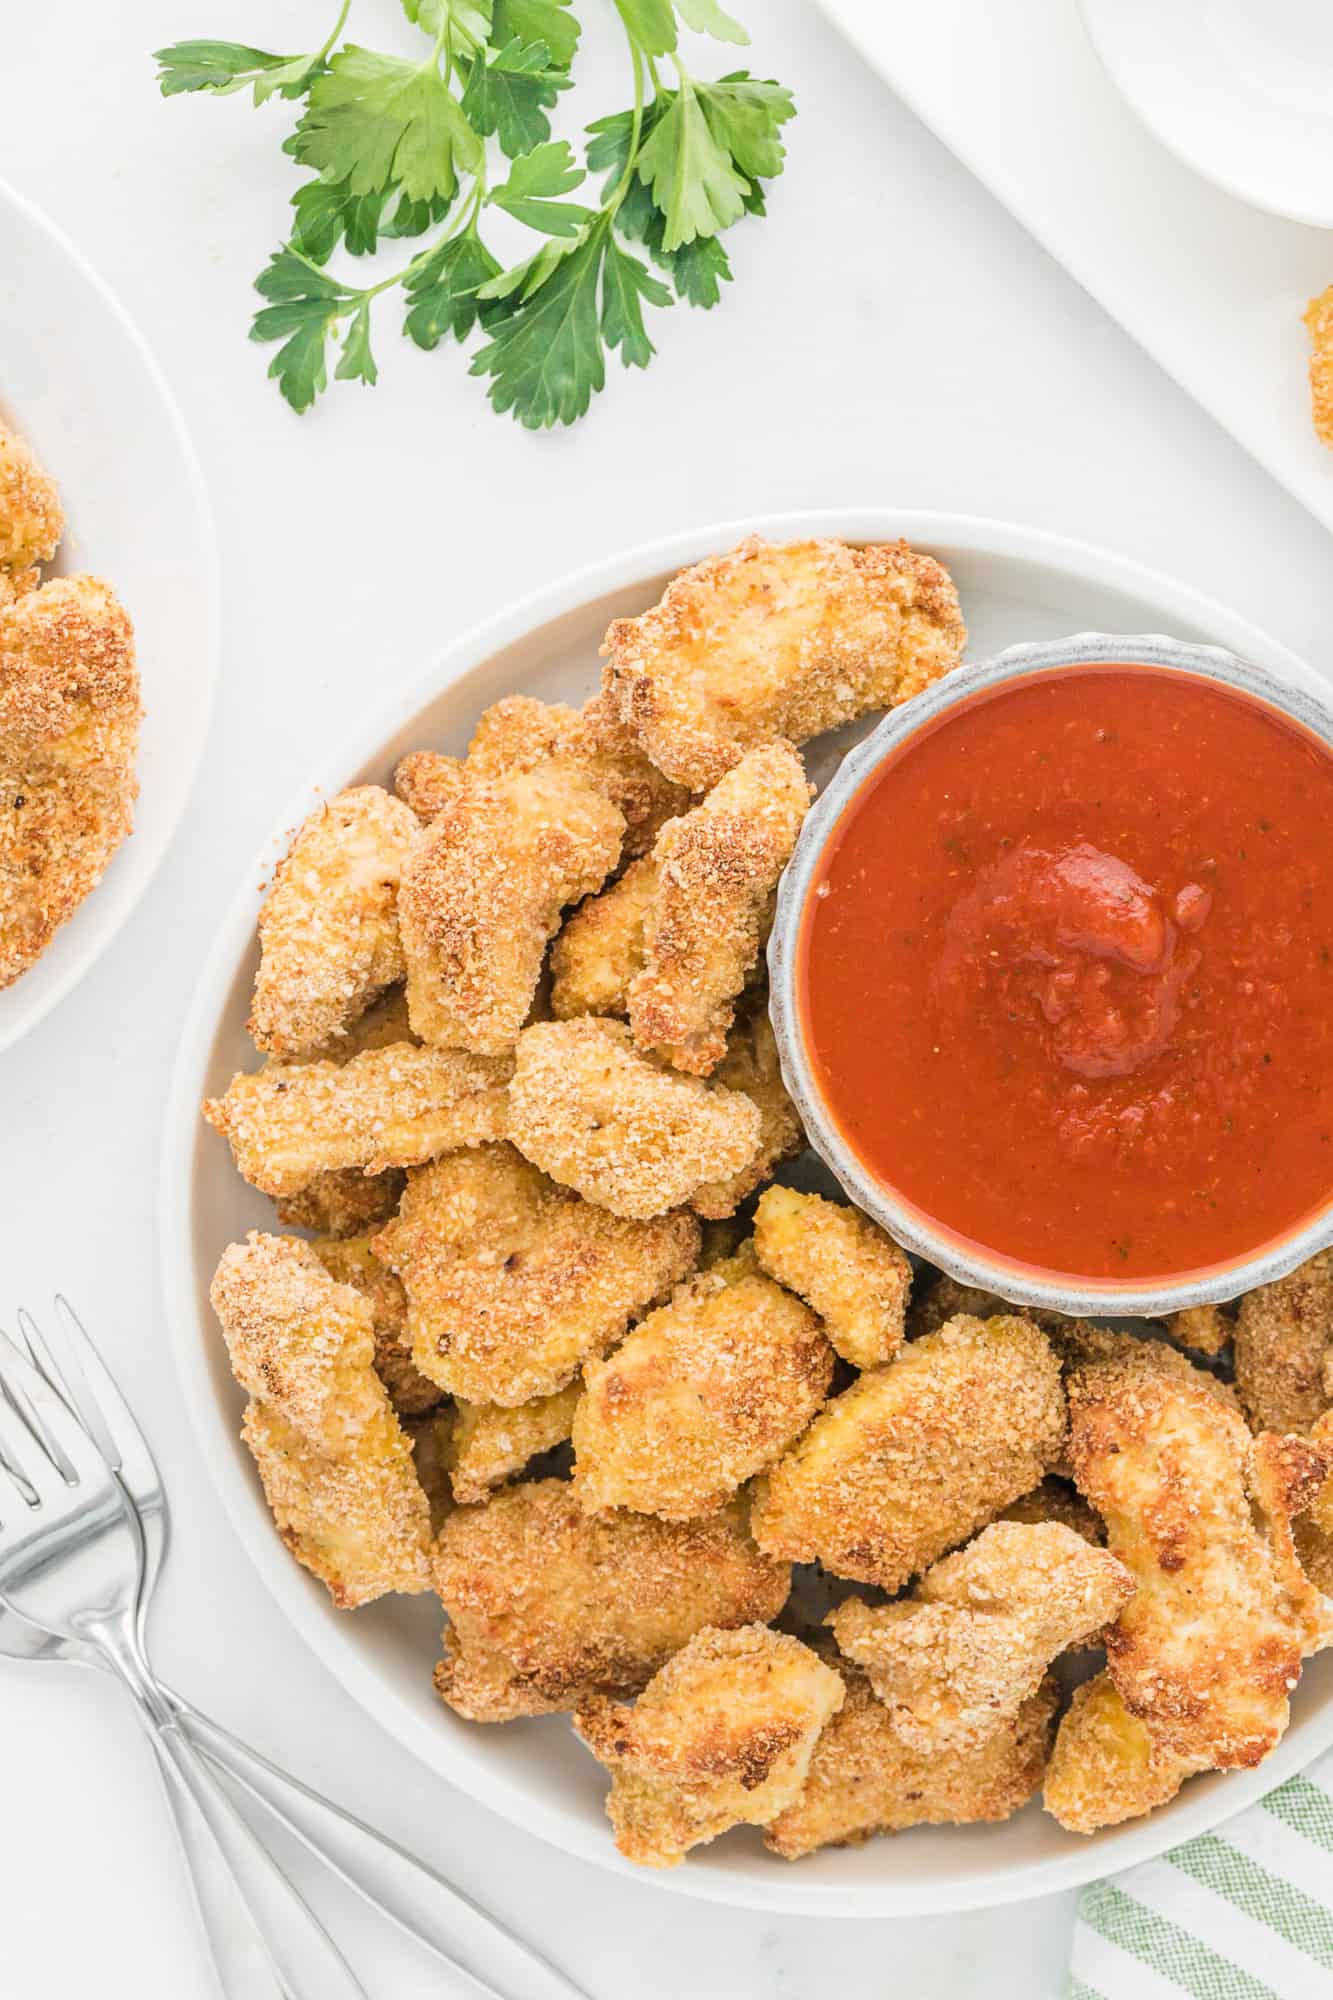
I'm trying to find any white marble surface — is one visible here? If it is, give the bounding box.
[4,4,1333,1996]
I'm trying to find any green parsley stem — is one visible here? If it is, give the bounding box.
[314,0,353,67]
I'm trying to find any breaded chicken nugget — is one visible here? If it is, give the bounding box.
[1067,1339,1325,1767]
[997,1477,1104,1545]
[572,1252,835,1518]
[753,1186,910,1370]
[448,1384,580,1504]
[308,983,417,1060]
[248,786,421,1060]
[275,1169,405,1239]
[690,1001,804,1218]
[628,742,810,1074]
[373,1143,699,1406]
[830,1522,1133,1756]
[1,575,140,988]
[210,1233,432,1605]
[766,1652,1057,1857]
[574,1624,844,1867]
[393,749,468,821]
[1306,286,1333,449]
[906,1272,1069,1341]
[0,424,62,575]
[202,1041,510,1199]
[399,761,624,1053]
[433,1482,789,1720]
[312,1233,442,1417]
[507,1017,762,1219]
[1163,1302,1235,1360]
[550,853,658,1019]
[1234,1249,1333,1435]
[1044,1673,1201,1834]
[750,1315,1066,1590]
[601,536,966,791]
[406,1407,456,1533]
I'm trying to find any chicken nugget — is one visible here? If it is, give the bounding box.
[1043,1673,1201,1834]
[574,1624,844,1867]
[601,536,966,791]
[572,1253,835,1518]
[373,1143,699,1406]
[393,749,468,821]
[433,1482,789,1720]
[1163,1302,1234,1360]
[689,1002,804,1218]
[906,1272,1069,1341]
[1306,286,1333,449]
[627,742,810,1074]
[406,1407,456,1533]
[313,1232,442,1417]
[507,1017,762,1219]
[550,853,659,1019]
[766,1651,1056,1857]
[0,424,62,575]
[751,1315,1066,1590]
[830,1522,1133,1756]
[448,1384,580,1504]
[1,575,140,988]
[753,1186,910,1370]
[1067,1338,1323,1768]
[308,984,417,1060]
[1234,1249,1333,1435]
[274,1169,405,1239]
[399,761,624,1053]
[997,1477,1104,1545]
[202,1041,510,1198]
[248,786,421,1060]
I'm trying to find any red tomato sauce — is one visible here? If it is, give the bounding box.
[799,665,1333,1283]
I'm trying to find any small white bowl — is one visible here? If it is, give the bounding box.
[1081,0,1333,228]
[768,632,1333,1323]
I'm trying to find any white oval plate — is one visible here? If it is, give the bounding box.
[1082,0,1333,228]
[163,511,1333,1916]
[0,179,219,1049]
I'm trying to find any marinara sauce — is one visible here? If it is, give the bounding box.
[799,665,1333,1283]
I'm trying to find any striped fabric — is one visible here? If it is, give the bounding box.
[1069,1751,1333,1999]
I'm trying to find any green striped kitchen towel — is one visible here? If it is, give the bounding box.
[1069,1756,1333,1999]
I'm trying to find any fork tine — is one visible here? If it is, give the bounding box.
[50,1298,132,1476]
[0,1375,66,1502]
[0,1324,109,1490]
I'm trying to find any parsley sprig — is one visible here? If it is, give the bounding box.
[155,1,794,425]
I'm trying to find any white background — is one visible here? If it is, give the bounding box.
[5,3,1333,1996]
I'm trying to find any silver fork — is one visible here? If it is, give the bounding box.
[0,1305,590,2000]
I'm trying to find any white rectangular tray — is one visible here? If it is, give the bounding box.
[817,0,1333,536]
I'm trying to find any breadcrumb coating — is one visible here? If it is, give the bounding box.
[753,1185,910,1370]
[572,1252,835,1518]
[307,984,417,1060]
[448,1384,580,1504]
[997,1478,1104,1545]
[1234,1249,1333,1435]
[601,535,966,791]
[373,1143,699,1406]
[399,760,624,1053]
[766,1651,1056,1857]
[829,1522,1133,1756]
[1,575,140,988]
[627,741,810,1074]
[249,786,421,1060]
[550,852,658,1020]
[1044,1673,1201,1834]
[507,1017,763,1219]
[202,1041,511,1198]
[393,749,468,821]
[574,1624,845,1867]
[275,1169,405,1239]
[906,1272,1069,1341]
[406,1407,456,1533]
[751,1314,1066,1590]
[1163,1302,1235,1360]
[1306,286,1333,449]
[689,1002,803,1217]
[0,424,62,574]
[312,1232,442,1417]
[433,1482,789,1721]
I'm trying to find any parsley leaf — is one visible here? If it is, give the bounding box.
[675,0,749,43]
[695,73,795,180]
[154,41,322,103]
[611,0,678,58]
[403,0,494,49]
[460,37,570,158]
[402,228,504,347]
[492,0,581,69]
[335,300,379,385]
[601,237,670,368]
[471,225,608,426]
[636,77,748,249]
[292,48,481,203]
[291,178,389,260]
[488,139,591,235]
[250,250,360,412]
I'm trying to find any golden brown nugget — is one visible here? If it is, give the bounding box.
[753,1186,910,1371]
[906,1272,1070,1341]
[1044,1673,1201,1834]
[628,742,811,1075]
[1248,1428,1333,1656]
[1067,1339,1324,1768]
[0,575,140,988]
[433,1482,789,1720]
[274,1168,405,1239]
[203,1041,511,1199]
[507,1017,763,1219]
[406,1407,456,1533]
[1306,286,1333,448]
[313,1232,442,1418]
[448,1384,580,1504]
[1234,1249,1333,1435]
[574,1625,844,1867]
[997,1478,1105,1545]
[751,1315,1065,1590]
[373,1143,699,1406]
[1163,1302,1234,1360]
[0,424,62,575]
[572,1253,835,1519]
[601,535,966,791]
[393,749,468,821]
[766,1655,1057,1857]
[399,761,624,1053]
[690,1003,803,1218]
[308,983,417,1060]
[550,853,659,1019]
[829,1522,1133,1756]
[249,786,421,1060]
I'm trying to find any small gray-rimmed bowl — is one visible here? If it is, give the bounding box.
[769,631,1333,1322]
